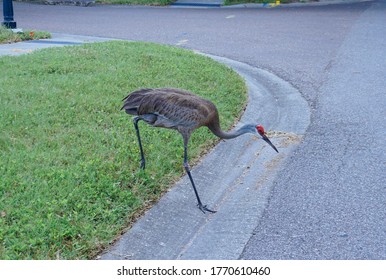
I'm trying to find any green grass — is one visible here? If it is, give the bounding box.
[0,26,51,44]
[0,41,247,259]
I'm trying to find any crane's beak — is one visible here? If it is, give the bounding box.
[262,134,279,153]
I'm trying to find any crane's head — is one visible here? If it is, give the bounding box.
[256,125,279,153]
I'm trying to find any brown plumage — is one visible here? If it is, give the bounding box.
[122,88,217,133]
[122,88,278,213]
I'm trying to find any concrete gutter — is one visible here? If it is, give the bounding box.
[0,33,113,56]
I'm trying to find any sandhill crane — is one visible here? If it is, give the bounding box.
[122,88,278,213]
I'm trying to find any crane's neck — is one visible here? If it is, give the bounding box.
[208,123,256,140]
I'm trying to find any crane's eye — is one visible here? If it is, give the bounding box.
[256,125,265,135]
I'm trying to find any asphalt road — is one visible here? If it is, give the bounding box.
[4,1,385,259]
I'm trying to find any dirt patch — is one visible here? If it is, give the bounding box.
[267,131,303,148]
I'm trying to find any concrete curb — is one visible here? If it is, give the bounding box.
[0,33,114,56]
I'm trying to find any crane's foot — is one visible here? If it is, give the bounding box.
[198,203,216,214]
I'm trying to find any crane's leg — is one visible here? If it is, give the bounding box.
[183,144,216,214]
[133,117,146,169]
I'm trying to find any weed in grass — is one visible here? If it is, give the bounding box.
[0,41,246,259]
[0,26,51,44]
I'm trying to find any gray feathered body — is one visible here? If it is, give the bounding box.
[121,88,231,140]
[121,88,277,213]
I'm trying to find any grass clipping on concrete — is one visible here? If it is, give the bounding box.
[0,41,247,259]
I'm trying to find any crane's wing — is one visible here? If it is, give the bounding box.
[121,88,216,129]
[121,88,154,115]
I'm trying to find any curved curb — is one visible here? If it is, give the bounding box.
[101,54,310,260]
[205,54,310,135]
[0,33,114,56]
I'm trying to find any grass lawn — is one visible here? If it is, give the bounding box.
[0,41,247,259]
[0,26,51,45]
